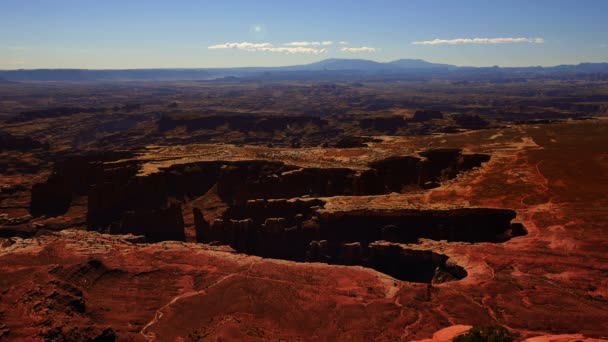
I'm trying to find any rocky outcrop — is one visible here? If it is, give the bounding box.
[460,153,492,171]
[306,240,330,262]
[197,199,323,259]
[256,116,328,132]
[361,98,396,111]
[362,149,490,192]
[359,116,407,133]
[86,160,310,234]
[367,156,421,193]
[193,207,209,243]
[0,214,32,226]
[275,167,358,198]
[30,152,136,217]
[158,113,328,133]
[8,107,107,123]
[368,242,466,283]
[215,161,296,202]
[452,114,489,129]
[0,132,49,151]
[86,160,223,230]
[0,225,36,238]
[30,148,490,241]
[333,136,380,148]
[30,175,74,217]
[158,114,228,132]
[216,149,489,201]
[221,198,324,226]
[256,218,291,258]
[418,148,490,187]
[212,161,398,202]
[318,208,522,243]
[112,203,185,242]
[340,242,362,265]
[194,200,522,282]
[410,110,444,122]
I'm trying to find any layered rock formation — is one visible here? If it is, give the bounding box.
[112,203,185,242]
[332,135,381,148]
[28,148,492,243]
[192,198,524,282]
[359,116,408,133]
[316,208,524,244]
[0,131,49,151]
[368,242,466,283]
[158,113,328,133]
[29,151,136,217]
[452,114,489,129]
[417,148,491,188]
[410,110,444,122]
[8,107,107,123]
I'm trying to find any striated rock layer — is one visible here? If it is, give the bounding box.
[28,148,491,242]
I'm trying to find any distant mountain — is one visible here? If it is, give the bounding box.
[1,60,607,81]
[387,59,455,69]
[548,62,608,72]
[286,58,455,71]
[0,77,16,84]
[290,58,390,71]
[0,69,211,81]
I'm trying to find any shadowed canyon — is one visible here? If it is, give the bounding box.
[1,78,607,341]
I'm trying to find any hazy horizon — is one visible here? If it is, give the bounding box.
[1,0,607,69]
[2,57,608,72]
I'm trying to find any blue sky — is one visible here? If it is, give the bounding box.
[1,0,607,69]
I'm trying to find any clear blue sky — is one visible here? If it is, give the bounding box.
[1,0,607,69]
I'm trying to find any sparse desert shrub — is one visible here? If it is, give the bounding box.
[453,325,517,342]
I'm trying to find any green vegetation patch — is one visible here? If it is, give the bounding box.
[453,325,518,342]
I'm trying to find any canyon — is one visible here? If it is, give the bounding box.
[0,80,607,341]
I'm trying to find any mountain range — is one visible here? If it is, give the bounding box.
[1,59,607,81]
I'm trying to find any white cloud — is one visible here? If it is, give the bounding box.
[339,41,348,45]
[412,37,545,45]
[208,42,273,51]
[283,41,333,46]
[284,41,314,46]
[208,42,327,54]
[260,46,327,54]
[340,46,377,53]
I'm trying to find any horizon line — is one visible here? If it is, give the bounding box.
[1,58,607,72]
